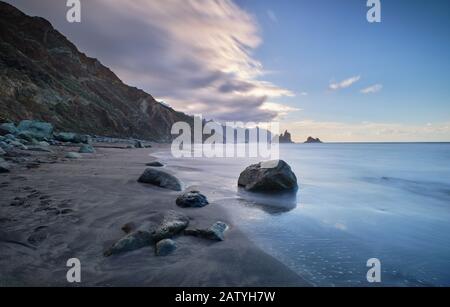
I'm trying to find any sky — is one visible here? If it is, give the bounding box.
[5,0,450,142]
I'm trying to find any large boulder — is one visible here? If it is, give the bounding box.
[238,160,298,192]
[17,120,53,141]
[184,221,229,241]
[176,191,209,208]
[0,123,18,136]
[138,168,182,191]
[104,231,153,257]
[150,210,190,242]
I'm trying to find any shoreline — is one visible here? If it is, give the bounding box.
[0,143,310,287]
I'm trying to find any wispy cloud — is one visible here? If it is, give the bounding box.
[267,10,278,23]
[329,76,361,90]
[361,84,383,94]
[9,0,293,122]
[260,102,301,119]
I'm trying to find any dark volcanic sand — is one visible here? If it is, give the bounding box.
[0,145,309,286]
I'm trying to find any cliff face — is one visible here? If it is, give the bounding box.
[0,1,193,142]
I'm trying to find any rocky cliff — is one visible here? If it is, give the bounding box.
[0,1,193,142]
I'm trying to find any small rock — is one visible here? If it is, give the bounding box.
[121,222,137,234]
[79,144,95,153]
[0,141,12,151]
[0,123,19,136]
[54,132,91,144]
[184,221,229,241]
[38,141,50,147]
[27,146,53,153]
[134,140,144,148]
[0,148,5,156]
[150,210,190,242]
[156,239,177,256]
[4,134,16,141]
[138,168,182,191]
[65,152,82,159]
[146,161,164,167]
[10,140,28,150]
[104,230,153,257]
[176,191,209,208]
[0,163,10,173]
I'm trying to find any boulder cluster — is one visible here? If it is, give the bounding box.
[104,163,229,258]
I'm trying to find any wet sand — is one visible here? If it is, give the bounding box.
[0,145,309,287]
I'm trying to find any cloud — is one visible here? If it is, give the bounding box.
[361,84,383,94]
[329,76,361,90]
[260,102,301,119]
[283,120,450,142]
[6,0,293,122]
[267,10,278,23]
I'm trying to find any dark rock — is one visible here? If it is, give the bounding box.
[0,163,10,173]
[150,210,190,242]
[0,141,12,151]
[155,239,177,256]
[104,230,152,257]
[184,221,229,241]
[238,160,298,192]
[27,146,53,153]
[65,152,82,159]
[54,132,91,144]
[79,144,95,153]
[0,123,18,136]
[304,136,322,144]
[279,130,295,144]
[121,222,137,234]
[134,140,144,148]
[138,168,182,191]
[9,140,28,150]
[17,120,53,141]
[146,161,164,167]
[17,131,35,142]
[176,191,209,208]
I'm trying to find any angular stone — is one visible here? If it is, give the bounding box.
[104,230,153,257]
[176,191,209,208]
[184,221,229,241]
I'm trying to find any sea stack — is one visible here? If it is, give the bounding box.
[279,130,295,144]
[304,136,323,144]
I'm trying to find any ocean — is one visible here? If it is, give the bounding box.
[154,143,450,286]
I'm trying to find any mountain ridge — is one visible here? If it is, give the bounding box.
[0,1,193,142]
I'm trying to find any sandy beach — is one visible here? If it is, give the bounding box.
[0,144,309,287]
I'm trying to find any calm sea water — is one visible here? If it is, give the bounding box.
[155,143,450,286]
